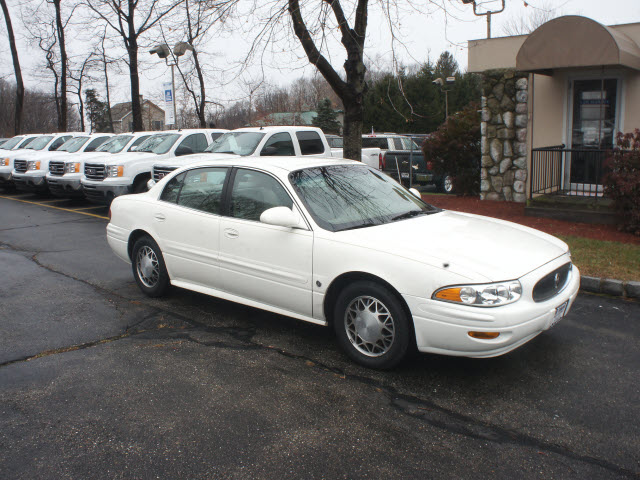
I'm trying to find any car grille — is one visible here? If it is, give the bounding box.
[85,163,106,181]
[14,159,27,173]
[153,166,177,182]
[49,161,65,176]
[532,263,572,302]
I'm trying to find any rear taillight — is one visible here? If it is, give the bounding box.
[379,153,386,170]
[426,161,433,171]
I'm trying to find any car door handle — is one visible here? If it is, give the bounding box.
[154,213,166,221]
[224,228,239,239]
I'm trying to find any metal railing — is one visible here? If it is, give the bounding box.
[530,146,610,200]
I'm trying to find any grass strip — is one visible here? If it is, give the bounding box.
[557,235,640,282]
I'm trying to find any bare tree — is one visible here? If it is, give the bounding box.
[69,53,98,131]
[162,0,233,127]
[0,0,24,134]
[288,0,368,160]
[501,2,561,36]
[85,0,183,131]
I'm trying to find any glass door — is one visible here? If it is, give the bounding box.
[567,78,618,194]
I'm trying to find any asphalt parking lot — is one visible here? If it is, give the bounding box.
[1,189,638,479]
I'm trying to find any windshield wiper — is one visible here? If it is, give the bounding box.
[392,210,431,222]
[337,221,379,232]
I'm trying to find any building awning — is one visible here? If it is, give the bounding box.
[516,16,640,75]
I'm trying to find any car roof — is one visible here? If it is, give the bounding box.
[181,155,360,174]
[230,126,323,134]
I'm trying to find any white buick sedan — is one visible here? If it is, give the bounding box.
[107,157,580,369]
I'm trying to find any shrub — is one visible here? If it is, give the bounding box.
[603,130,640,235]
[422,103,480,195]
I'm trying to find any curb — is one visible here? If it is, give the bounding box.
[580,276,640,300]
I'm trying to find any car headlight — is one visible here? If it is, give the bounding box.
[106,165,124,177]
[433,280,522,307]
[65,162,80,173]
[27,160,41,171]
[0,158,8,166]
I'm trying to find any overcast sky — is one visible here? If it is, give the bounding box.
[1,0,638,111]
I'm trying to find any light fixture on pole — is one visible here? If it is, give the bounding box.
[433,76,456,120]
[150,42,195,127]
[461,0,505,39]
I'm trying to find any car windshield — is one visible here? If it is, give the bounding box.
[0,137,23,150]
[204,132,265,155]
[27,136,54,150]
[57,137,90,153]
[96,135,132,153]
[135,134,180,154]
[289,165,439,232]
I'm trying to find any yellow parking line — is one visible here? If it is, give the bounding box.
[36,198,71,204]
[71,206,107,211]
[0,195,109,220]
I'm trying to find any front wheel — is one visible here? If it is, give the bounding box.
[333,281,412,369]
[439,174,454,194]
[131,236,170,297]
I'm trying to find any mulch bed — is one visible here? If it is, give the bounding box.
[422,194,640,245]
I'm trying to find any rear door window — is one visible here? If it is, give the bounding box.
[296,131,325,155]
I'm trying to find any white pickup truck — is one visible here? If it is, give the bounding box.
[150,126,381,185]
[0,135,45,188]
[12,133,113,193]
[81,129,227,203]
[46,132,152,197]
[5,133,80,190]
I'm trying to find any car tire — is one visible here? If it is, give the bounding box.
[439,174,454,194]
[333,281,412,369]
[131,236,170,297]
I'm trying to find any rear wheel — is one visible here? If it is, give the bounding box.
[131,236,170,297]
[333,281,411,369]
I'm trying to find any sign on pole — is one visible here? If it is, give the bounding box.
[163,82,175,126]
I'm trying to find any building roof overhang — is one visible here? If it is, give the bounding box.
[516,16,640,75]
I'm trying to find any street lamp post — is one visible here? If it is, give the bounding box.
[461,0,505,39]
[433,76,456,120]
[150,42,194,127]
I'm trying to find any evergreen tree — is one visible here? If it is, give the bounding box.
[85,89,111,132]
[312,98,342,134]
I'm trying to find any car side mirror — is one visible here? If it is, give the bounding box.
[409,188,421,198]
[175,145,193,156]
[260,206,304,229]
[261,146,278,156]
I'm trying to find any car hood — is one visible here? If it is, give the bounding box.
[154,152,240,168]
[331,210,568,282]
[98,152,157,164]
[3,150,45,160]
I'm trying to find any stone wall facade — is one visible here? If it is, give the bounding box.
[480,70,529,202]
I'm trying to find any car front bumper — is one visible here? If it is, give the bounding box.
[0,167,13,186]
[12,172,47,192]
[81,180,132,203]
[405,256,581,358]
[46,174,83,197]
